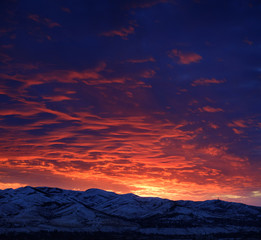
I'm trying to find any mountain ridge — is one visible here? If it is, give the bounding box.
[0,186,260,238]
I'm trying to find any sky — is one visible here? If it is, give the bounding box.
[0,0,261,206]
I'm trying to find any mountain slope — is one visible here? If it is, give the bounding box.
[0,186,260,238]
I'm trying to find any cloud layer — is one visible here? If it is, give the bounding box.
[0,0,260,206]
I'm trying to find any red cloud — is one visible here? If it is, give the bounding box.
[232,128,243,135]
[0,62,155,92]
[0,62,106,87]
[243,38,253,45]
[28,14,61,28]
[0,52,12,63]
[1,44,13,49]
[126,57,155,63]
[43,18,61,28]
[169,49,202,64]
[28,14,40,22]
[128,0,169,9]
[191,78,225,86]
[42,95,72,102]
[61,7,71,13]
[101,25,135,39]
[199,106,223,112]
[140,69,156,78]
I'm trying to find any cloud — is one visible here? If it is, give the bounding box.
[232,128,243,135]
[61,7,71,13]
[28,14,61,28]
[0,0,260,208]
[199,106,224,113]
[0,52,12,63]
[209,123,219,129]
[227,120,248,135]
[1,44,13,49]
[191,78,225,86]
[168,49,202,64]
[0,105,258,205]
[128,0,170,9]
[0,62,108,88]
[228,120,248,128]
[243,38,253,45]
[126,57,156,63]
[42,95,73,102]
[140,69,156,78]
[27,14,40,22]
[101,25,135,39]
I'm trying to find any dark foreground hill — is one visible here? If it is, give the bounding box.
[0,186,260,239]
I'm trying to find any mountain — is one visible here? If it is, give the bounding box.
[0,186,260,239]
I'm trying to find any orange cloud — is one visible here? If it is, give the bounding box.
[191,78,225,86]
[209,123,219,129]
[232,128,243,134]
[169,49,202,64]
[0,106,258,205]
[199,106,223,113]
[0,68,259,207]
[1,0,260,208]
[228,120,248,128]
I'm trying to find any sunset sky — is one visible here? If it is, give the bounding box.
[0,0,261,206]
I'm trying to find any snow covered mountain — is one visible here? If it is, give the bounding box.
[0,186,260,238]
